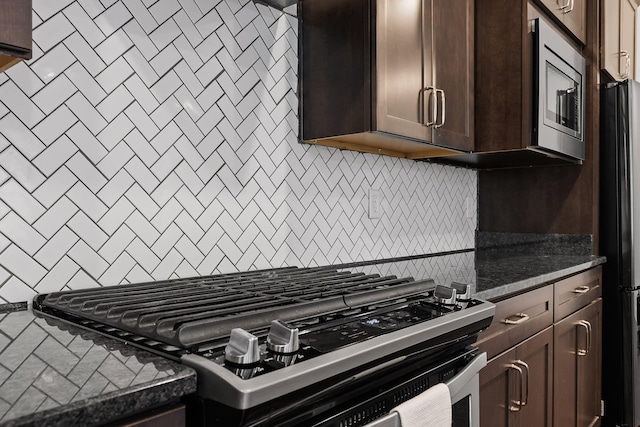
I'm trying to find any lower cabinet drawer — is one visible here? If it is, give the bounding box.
[475,284,554,359]
[554,266,602,322]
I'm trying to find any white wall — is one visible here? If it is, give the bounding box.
[0,0,477,304]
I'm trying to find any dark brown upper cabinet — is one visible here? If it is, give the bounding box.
[537,0,587,43]
[300,0,474,159]
[431,0,589,169]
[0,0,32,73]
[602,0,638,81]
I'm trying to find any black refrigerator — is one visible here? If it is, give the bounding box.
[601,79,640,427]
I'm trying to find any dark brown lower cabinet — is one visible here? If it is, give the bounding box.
[480,326,554,427]
[553,299,602,427]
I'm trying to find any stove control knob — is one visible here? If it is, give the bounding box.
[225,328,260,366]
[267,320,299,354]
[434,285,457,305]
[451,282,471,301]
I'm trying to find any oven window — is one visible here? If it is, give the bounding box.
[452,394,470,426]
[545,61,581,133]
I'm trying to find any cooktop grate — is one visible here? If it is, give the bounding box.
[34,267,435,348]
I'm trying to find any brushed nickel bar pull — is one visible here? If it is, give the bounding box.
[515,360,530,407]
[560,0,571,11]
[501,313,530,325]
[507,363,524,412]
[620,51,631,79]
[572,285,590,294]
[435,88,445,128]
[423,86,437,127]
[577,320,591,356]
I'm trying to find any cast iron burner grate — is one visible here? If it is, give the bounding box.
[34,267,435,349]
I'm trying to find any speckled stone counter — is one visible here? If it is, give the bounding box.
[474,253,606,300]
[0,308,197,427]
[330,232,606,301]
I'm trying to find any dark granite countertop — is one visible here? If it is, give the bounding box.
[474,253,606,300]
[0,308,197,427]
[331,233,606,301]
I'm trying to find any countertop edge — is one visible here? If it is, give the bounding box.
[475,256,607,301]
[2,365,197,427]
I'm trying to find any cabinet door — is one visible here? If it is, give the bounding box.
[376,0,432,142]
[480,327,553,427]
[562,0,586,43]
[432,0,474,151]
[553,299,602,427]
[619,0,636,80]
[480,347,518,427]
[516,327,553,427]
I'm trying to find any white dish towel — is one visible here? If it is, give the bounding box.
[391,382,452,427]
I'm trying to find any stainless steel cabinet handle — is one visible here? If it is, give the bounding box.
[577,320,592,356]
[435,88,445,128]
[421,86,437,127]
[515,360,530,407]
[620,51,631,79]
[501,313,530,325]
[560,0,571,11]
[507,363,524,412]
[572,285,590,294]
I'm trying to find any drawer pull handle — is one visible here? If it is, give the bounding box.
[572,286,590,294]
[507,363,524,412]
[515,360,530,407]
[501,313,530,325]
[577,320,592,356]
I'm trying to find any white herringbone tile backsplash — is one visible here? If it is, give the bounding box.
[0,0,477,304]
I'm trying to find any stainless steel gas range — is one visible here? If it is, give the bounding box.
[33,265,494,427]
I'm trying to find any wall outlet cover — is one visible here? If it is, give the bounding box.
[369,189,381,219]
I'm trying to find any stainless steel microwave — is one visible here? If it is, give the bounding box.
[532,18,586,161]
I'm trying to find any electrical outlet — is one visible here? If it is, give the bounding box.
[368,189,381,219]
[465,196,474,219]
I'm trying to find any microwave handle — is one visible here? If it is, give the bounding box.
[362,352,487,427]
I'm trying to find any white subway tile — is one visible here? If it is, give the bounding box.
[0,82,45,128]
[126,237,160,272]
[96,169,134,207]
[32,105,77,146]
[66,182,108,222]
[65,93,107,135]
[33,197,78,239]
[123,20,158,61]
[0,277,36,304]
[97,141,134,180]
[124,209,160,246]
[0,244,47,286]
[97,113,134,150]
[148,0,181,24]
[99,251,136,285]
[65,269,100,290]
[151,248,182,280]
[123,48,159,86]
[66,152,107,193]
[32,165,77,209]
[64,63,107,105]
[63,33,107,77]
[33,12,75,53]
[150,171,182,206]
[95,29,133,65]
[66,123,107,163]
[149,70,181,103]
[123,75,159,114]
[0,213,46,256]
[35,256,80,293]
[124,156,159,193]
[94,2,132,37]
[124,130,159,167]
[173,10,202,46]
[0,147,46,192]
[96,85,134,123]
[0,180,45,224]
[96,56,134,93]
[63,2,105,47]
[97,197,134,235]
[151,223,182,258]
[5,63,45,98]
[98,225,135,263]
[32,75,77,115]
[67,240,109,279]
[124,102,159,140]
[150,198,182,232]
[32,0,75,21]
[34,227,79,269]
[125,184,160,221]
[149,17,181,50]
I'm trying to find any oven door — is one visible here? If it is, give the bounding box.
[364,352,486,427]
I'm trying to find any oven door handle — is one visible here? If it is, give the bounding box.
[363,352,487,427]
